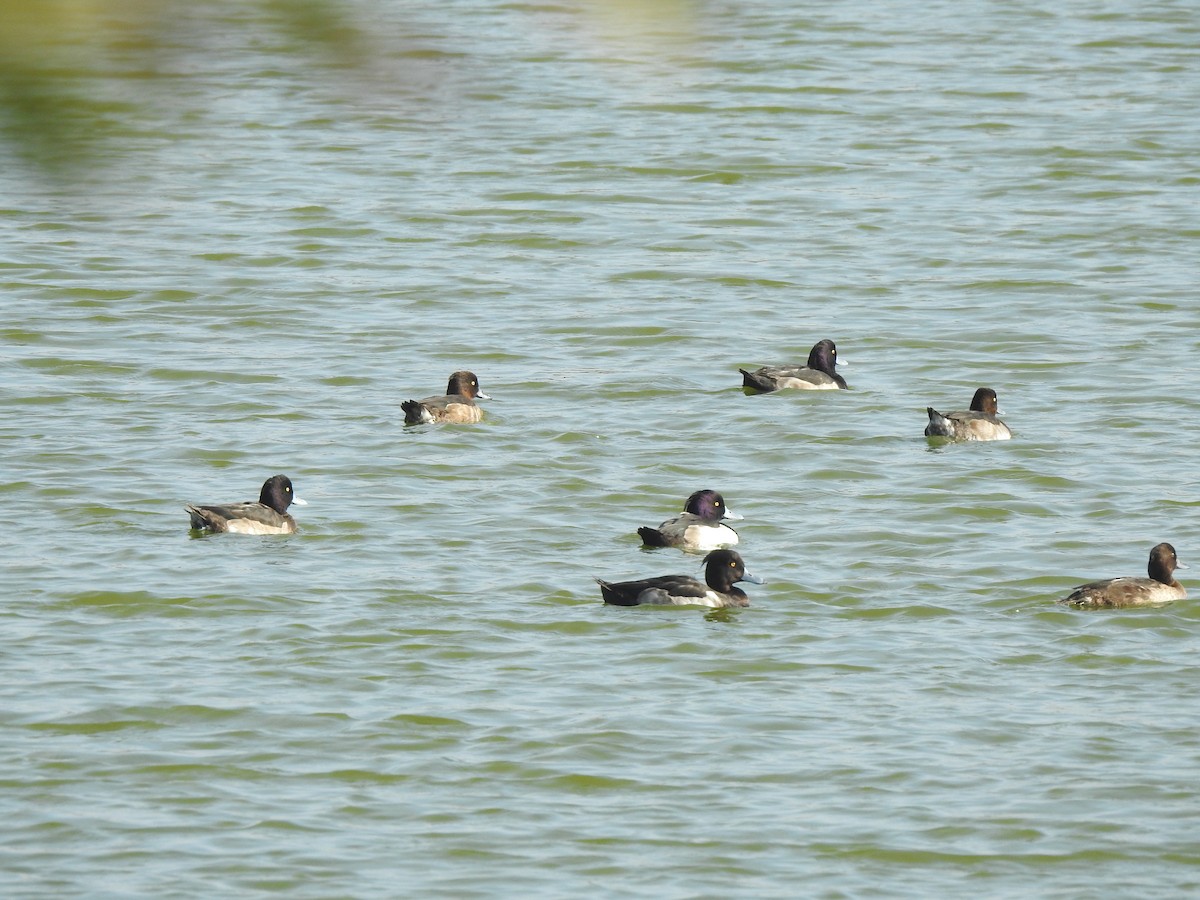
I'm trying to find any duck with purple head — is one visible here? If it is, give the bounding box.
[637,489,742,551]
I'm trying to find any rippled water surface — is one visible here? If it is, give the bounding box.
[3,1,1200,896]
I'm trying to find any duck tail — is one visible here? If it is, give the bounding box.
[595,578,639,606]
[740,368,772,392]
[185,505,203,530]
[185,505,220,532]
[924,407,952,437]
[402,400,430,425]
[637,526,669,547]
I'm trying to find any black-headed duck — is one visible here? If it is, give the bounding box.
[596,549,765,608]
[740,339,847,392]
[186,474,306,535]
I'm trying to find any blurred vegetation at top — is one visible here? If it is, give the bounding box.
[0,0,698,178]
[0,0,367,175]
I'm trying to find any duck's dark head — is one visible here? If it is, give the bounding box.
[1148,542,1185,585]
[703,549,765,591]
[446,370,491,400]
[969,387,999,415]
[685,489,742,522]
[806,339,839,373]
[259,474,305,513]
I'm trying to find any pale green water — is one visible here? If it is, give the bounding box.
[2,1,1200,897]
